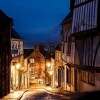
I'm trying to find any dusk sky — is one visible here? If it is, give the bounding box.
[0,0,70,48]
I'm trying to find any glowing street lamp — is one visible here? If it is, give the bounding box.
[16,63,21,69]
[11,65,15,71]
[47,62,51,67]
[49,70,53,75]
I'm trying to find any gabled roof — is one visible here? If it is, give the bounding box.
[0,9,12,21]
[61,12,72,25]
[24,45,52,59]
[24,49,34,58]
[0,10,13,26]
[11,28,23,39]
[39,45,51,59]
[55,43,61,51]
[51,53,55,59]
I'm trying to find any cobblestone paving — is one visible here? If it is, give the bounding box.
[21,88,70,100]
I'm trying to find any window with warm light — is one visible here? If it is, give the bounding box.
[16,63,21,69]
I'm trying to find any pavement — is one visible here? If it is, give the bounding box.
[1,89,28,100]
[44,86,85,99]
[1,84,82,100]
[44,85,73,95]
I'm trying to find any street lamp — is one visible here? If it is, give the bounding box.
[45,61,51,85]
[16,63,24,70]
[46,62,51,67]
[11,65,15,71]
[46,62,53,86]
[16,63,21,69]
[49,70,53,75]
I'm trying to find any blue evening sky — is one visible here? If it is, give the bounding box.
[0,0,70,48]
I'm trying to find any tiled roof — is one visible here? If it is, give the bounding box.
[24,45,52,59]
[0,10,13,26]
[55,43,61,51]
[39,45,51,59]
[51,53,55,59]
[24,49,34,58]
[11,28,23,39]
[61,12,72,25]
[0,9,12,21]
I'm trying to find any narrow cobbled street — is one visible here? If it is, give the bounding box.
[20,84,70,100]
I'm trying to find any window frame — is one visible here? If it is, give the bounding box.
[72,0,98,33]
[81,70,95,85]
[30,67,34,74]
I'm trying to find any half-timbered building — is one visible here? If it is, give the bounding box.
[54,44,64,89]
[10,28,25,90]
[71,0,100,92]
[61,12,76,92]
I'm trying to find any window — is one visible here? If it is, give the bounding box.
[67,68,71,84]
[88,72,95,85]
[55,51,58,61]
[12,44,14,49]
[67,42,71,55]
[30,67,34,74]
[81,70,95,85]
[15,44,18,49]
[72,0,98,33]
[75,0,89,6]
[63,43,65,53]
[58,52,61,61]
[11,50,18,54]
[67,38,71,55]
[62,70,64,82]
[30,59,34,63]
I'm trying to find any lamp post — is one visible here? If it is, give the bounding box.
[45,60,51,85]
[46,62,53,86]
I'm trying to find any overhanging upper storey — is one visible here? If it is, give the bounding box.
[72,0,99,35]
[74,0,94,6]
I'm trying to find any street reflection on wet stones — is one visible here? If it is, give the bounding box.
[21,89,68,100]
